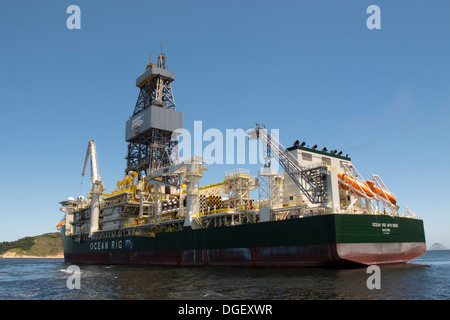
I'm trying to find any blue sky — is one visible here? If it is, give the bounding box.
[0,0,449,247]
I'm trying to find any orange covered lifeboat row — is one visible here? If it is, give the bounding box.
[365,180,397,205]
[337,173,375,198]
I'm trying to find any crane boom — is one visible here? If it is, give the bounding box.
[251,124,327,204]
[81,140,104,237]
[82,140,100,183]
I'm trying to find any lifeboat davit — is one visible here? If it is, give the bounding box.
[365,180,397,205]
[337,173,375,198]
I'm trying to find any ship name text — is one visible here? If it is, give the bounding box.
[89,240,123,251]
[372,222,398,235]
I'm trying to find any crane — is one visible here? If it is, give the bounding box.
[82,140,105,236]
[248,123,327,204]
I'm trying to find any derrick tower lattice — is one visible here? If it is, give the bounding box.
[125,46,182,179]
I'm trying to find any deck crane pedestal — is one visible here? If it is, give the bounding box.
[148,156,207,229]
[82,140,105,237]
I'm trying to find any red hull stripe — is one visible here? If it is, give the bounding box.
[64,242,426,267]
[336,242,426,265]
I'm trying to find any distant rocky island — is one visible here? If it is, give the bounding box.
[428,243,448,251]
[0,232,63,258]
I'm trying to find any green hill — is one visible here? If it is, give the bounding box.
[0,232,63,258]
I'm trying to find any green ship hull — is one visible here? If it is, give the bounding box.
[61,214,426,267]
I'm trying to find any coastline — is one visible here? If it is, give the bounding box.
[0,252,64,259]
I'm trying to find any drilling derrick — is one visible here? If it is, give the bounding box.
[125,46,183,179]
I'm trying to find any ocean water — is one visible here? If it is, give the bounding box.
[0,250,449,300]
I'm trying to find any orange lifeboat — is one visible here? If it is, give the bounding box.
[365,180,397,205]
[337,173,375,198]
[56,220,65,228]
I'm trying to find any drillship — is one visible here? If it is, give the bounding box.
[57,49,426,267]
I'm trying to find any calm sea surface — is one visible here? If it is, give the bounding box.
[0,250,449,300]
